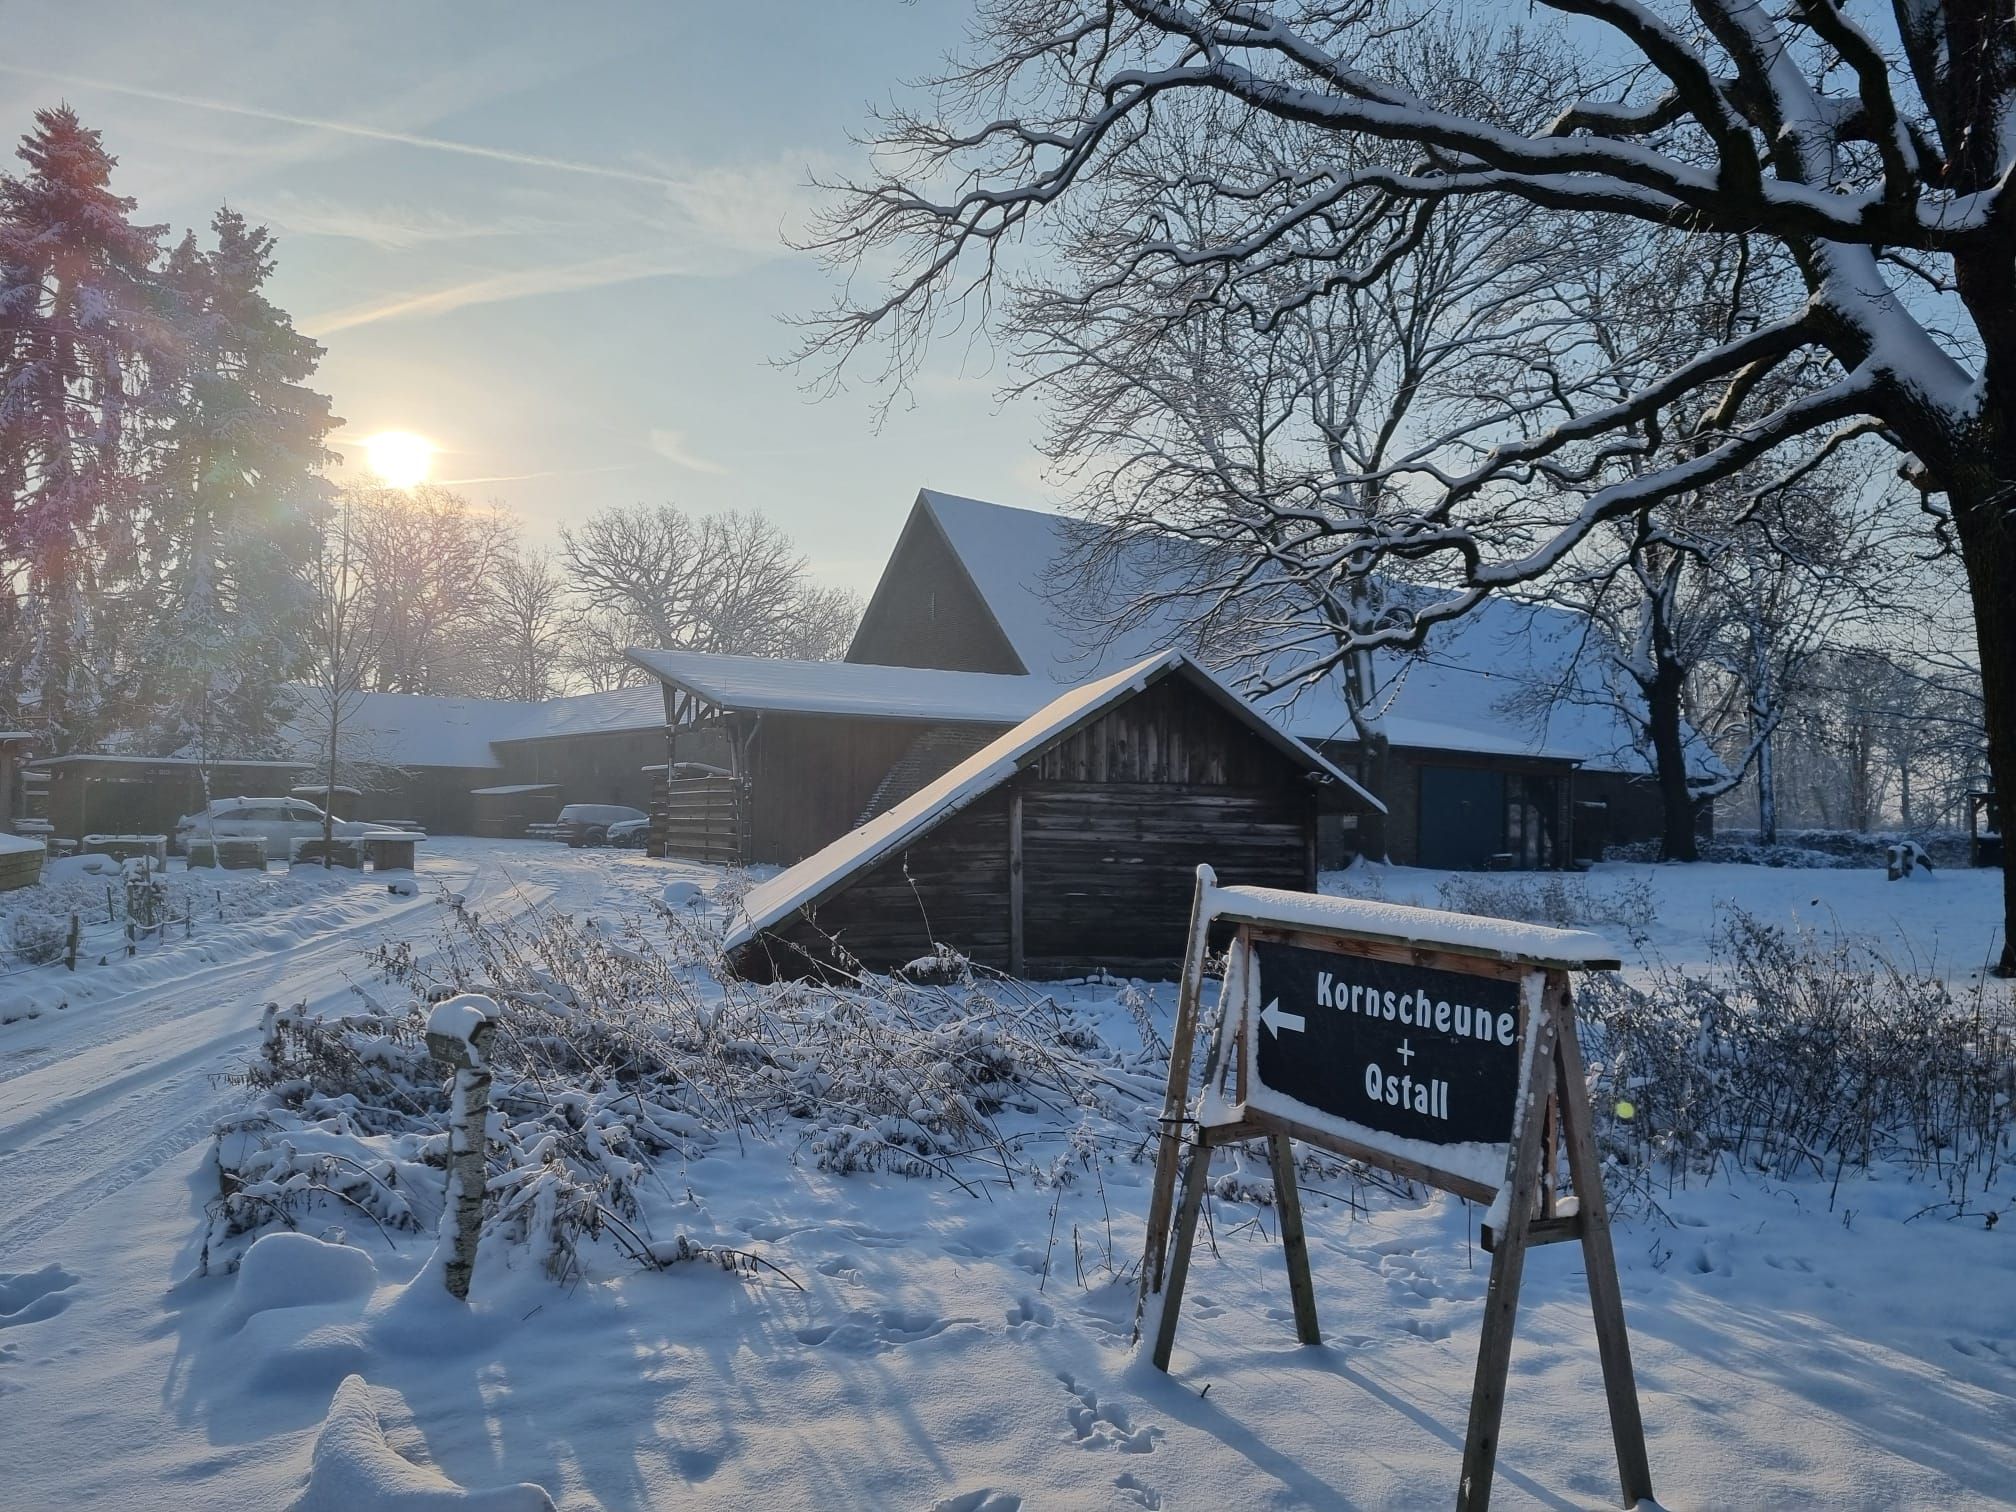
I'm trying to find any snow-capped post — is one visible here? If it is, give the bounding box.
[1135,882,1648,1512]
[425,993,498,1302]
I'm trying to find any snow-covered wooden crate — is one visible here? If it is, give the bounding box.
[0,831,44,891]
[81,833,167,866]
[186,836,267,870]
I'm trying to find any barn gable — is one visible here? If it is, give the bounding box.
[846,493,1030,675]
[724,651,1380,981]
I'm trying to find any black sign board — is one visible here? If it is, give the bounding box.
[1248,939,1523,1151]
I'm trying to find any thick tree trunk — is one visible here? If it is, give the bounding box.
[1356,730,1391,863]
[1756,719,1777,846]
[1644,662,1700,862]
[1952,477,2016,976]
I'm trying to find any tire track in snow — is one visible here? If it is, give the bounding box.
[0,863,553,1265]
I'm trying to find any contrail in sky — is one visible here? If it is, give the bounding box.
[0,63,687,191]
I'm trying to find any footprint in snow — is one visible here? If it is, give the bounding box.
[1115,1470,1164,1508]
[1763,1253,1815,1274]
[1005,1296,1055,1330]
[931,1492,1021,1512]
[795,1307,958,1352]
[1950,1336,2014,1366]
[0,1264,79,1329]
[1058,1372,1161,1455]
[1402,1315,1454,1342]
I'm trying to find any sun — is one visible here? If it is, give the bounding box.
[361,430,437,489]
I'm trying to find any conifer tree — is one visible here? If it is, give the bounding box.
[0,106,163,752]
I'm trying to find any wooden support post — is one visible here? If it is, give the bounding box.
[1137,864,1217,1318]
[1551,973,1654,1509]
[1007,790,1025,978]
[1151,1131,1213,1371]
[1457,988,1561,1512]
[64,913,78,971]
[1267,1132,1321,1345]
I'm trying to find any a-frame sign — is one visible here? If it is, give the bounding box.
[1137,867,1654,1512]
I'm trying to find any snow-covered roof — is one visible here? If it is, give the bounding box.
[280,688,541,770]
[29,753,302,768]
[491,686,665,743]
[469,783,559,796]
[625,647,1055,724]
[725,651,1379,954]
[908,490,1714,777]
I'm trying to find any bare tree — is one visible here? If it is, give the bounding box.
[805,1,2016,972]
[298,495,378,866]
[478,547,568,702]
[351,485,515,695]
[561,503,856,660]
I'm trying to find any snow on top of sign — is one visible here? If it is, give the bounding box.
[725,652,1374,953]
[914,490,1720,777]
[0,830,45,856]
[1207,882,1622,968]
[626,645,1054,724]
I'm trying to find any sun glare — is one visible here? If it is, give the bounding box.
[361,430,436,489]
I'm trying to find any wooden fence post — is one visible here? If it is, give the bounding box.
[64,913,79,972]
[426,994,499,1302]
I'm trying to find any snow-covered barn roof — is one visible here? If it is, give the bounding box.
[723,650,1381,954]
[490,686,666,744]
[624,647,1055,725]
[904,489,1716,776]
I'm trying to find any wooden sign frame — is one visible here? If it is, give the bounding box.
[1136,868,1653,1512]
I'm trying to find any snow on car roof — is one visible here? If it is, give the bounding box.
[724,651,1379,954]
[624,647,1057,724]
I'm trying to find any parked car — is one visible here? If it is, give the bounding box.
[174,797,361,861]
[557,803,648,847]
[605,816,651,848]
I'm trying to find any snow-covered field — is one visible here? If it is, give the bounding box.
[1,840,2011,1510]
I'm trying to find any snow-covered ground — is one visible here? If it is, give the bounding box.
[0,840,2011,1510]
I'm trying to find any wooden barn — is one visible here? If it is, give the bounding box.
[723,651,1381,981]
[31,754,302,840]
[625,649,1052,865]
[845,489,1722,868]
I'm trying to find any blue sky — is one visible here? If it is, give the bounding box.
[0,1,1055,594]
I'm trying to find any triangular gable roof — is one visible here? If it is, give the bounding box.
[624,647,1052,724]
[900,490,1719,778]
[723,650,1382,954]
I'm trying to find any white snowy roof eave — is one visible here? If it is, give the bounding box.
[723,651,1380,955]
[623,646,1056,725]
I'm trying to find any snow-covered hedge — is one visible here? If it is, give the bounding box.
[1611,828,1974,869]
[1579,912,2014,1217]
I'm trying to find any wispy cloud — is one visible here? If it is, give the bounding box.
[302,253,689,336]
[0,63,691,191]
[648,429,729,476]
[436,465,635,486]
[249,192,565,250]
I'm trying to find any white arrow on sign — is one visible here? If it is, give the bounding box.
[1259,998,1305,1038]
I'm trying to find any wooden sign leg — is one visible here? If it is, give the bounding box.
[1138,866,1216,1316]
[1457,988,1561,1512]
[1150,1131,1215,1371]
[1267,1132,1321,1346]
[1552,984,1655,1508]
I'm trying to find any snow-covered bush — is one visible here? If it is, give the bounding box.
[1578,911,2014,1216]
[206,901,1185,1281]
[8,911,67,965]
[1432,872,1658,947]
